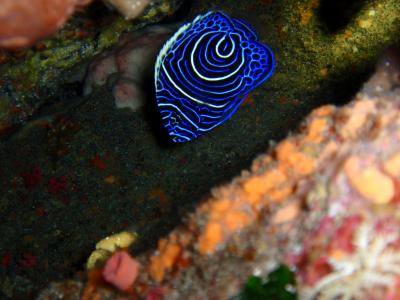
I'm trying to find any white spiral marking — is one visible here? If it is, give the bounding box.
[190,32,245,82]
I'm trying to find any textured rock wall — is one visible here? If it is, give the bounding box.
[38,49,400,300]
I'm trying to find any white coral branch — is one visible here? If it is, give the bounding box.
[300,222,400,300]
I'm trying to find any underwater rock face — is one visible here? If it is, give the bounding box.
[1,0,400,299]
[0,0,184,137]
[84,24,178,112]
[38,49,400,300]
[138,49,400,299]
[154,11,275,142]
[0,0,92,49]
[0,0,398,141]
[361,46,400,98]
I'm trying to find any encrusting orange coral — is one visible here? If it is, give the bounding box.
[149,233,184,282]
[145,105,339,282]
[344,155,394,204]
[144,96,342,282]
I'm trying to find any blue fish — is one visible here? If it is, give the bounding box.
[154,11,275,142]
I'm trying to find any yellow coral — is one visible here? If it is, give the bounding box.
[86,231,137,269]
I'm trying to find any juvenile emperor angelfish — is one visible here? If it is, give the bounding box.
[154,11,275,142]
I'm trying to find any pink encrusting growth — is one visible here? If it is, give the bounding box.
[0,0,92,49]
[84,24,178,112]
[0,0,153,49]
[102,251,140,291]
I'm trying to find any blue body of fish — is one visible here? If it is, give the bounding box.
[155,11,275,142]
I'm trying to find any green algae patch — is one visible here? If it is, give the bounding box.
[241,265,297,300]
[97,17,134,47]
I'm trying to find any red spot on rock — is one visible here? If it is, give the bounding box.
[90,155,106,170]
[303,256,332,286]
[1,252,12,267]
[20,166,42,190]
[175,252,191,269]
[179,157,188,165]
[35,207,46,217]
[48,176,67,194]
[19,253,37,269]
[328,215,363,253]
[277,96,286,104]
[146,287,168,300]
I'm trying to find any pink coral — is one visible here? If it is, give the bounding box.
[0,0,91,49]
[84,25,178,112]
[102,251,140,291]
